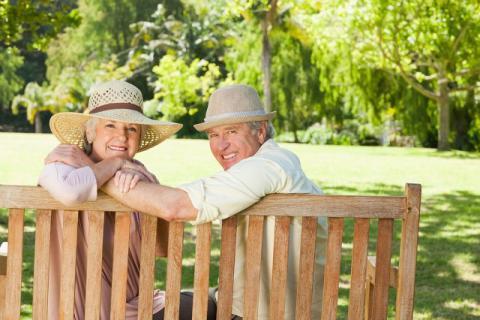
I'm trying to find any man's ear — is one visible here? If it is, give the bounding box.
[258,121,268,144]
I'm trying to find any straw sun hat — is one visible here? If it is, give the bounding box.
[50,80,182,152]
[194,84,275,132]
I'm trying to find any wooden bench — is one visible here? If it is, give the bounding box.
[0,183,421,320]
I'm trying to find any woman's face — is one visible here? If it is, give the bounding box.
[89,119,141,162]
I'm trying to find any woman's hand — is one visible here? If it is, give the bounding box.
[114,168,150,193]
[45,144,94,168]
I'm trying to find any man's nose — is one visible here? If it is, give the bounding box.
[218,138,229,150]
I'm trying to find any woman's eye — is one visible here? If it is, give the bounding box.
[128,127,138,132]
[106,123,115,128]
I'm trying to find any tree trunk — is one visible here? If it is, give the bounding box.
[261,18,272,112]
[437,81,449,150]
[34,112,43,133]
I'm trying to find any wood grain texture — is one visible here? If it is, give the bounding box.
[321,217,344,320]
[244,216,265,320]
[366,256,399,288]
[59,210,79,320]
[347,218,370,320]
[155,218,169,257]
[241,194,406,218]
[84,211,105,320]
[269,216,291,320]
[32,209,52,320]
[396,184,421,320]
[137,213,158,320]
[192,223,212,320]
[164,222,185,320]
[295,217,318,320]
[216,216,238,320]
[109,212,131,320]
[4,209,24,320]
[371,219,394,320]
[0,185,405,218]
[0,243,5,317]
[0,185,133,212]
[0,274,5,320]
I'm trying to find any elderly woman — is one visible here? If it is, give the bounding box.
[39,80,181,319]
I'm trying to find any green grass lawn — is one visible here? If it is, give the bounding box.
[1,132,479,319]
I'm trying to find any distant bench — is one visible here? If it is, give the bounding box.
[0,183,421,320]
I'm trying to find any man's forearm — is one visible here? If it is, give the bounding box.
[102,179,198,221]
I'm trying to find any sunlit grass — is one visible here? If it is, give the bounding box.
[1,132,479,319]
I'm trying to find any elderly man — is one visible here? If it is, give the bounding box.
[48,84,327,319]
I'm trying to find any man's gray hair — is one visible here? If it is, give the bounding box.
[247,121,275,140]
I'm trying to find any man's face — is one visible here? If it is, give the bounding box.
[207,122,266,170]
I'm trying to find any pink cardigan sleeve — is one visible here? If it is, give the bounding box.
[38,162,98,206]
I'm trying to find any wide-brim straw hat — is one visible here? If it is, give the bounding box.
[50,80,182,152]
[194,84,275,132]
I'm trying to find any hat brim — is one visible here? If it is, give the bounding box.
[194,112,275,132]
[50,110,182,152]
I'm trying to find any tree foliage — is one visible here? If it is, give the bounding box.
[3,0,480,150]
[148,54,222,136]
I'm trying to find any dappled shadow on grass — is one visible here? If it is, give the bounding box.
[305,183,479,319]
[414,190,480,319]
[321,182,404,196]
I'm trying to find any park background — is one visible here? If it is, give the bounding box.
[0,0,479,319]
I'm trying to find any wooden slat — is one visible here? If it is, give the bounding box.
[396,184,421,320]
[59,210,79,320]
[216,216,238,320]
[137,213,158,319]
[164,222,185,320]
[32,209,52,320]
[3,209,24,320]
[155,218,169,257]
[84,211,105,320]
[244,216,265,320]
[0,274,5,320]
[192,223,212,320]
[241,194,406,218]
[366,256,399,288]
[371,219,394,320]
[295,217,318,320]
[347,218,370,320]
[269,216,291,320]
[110,212,131,320]
[321,217,344,320]
[0,186,133,212]
[0,185,406,218]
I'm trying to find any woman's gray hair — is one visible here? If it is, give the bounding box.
[247,121,275,140]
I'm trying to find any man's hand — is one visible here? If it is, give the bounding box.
[45,144,94,168]
[122,160,159,184]
[114,168,150,193]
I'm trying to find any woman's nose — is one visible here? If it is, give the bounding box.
[116,129,128,140]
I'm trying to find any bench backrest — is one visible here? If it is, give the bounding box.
[0,183,421,320]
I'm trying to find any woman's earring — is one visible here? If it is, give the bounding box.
[84,141,92,154]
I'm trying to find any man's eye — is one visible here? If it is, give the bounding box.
[128,127,138,132]
[227,130,236,134]
[106,124,115,128]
